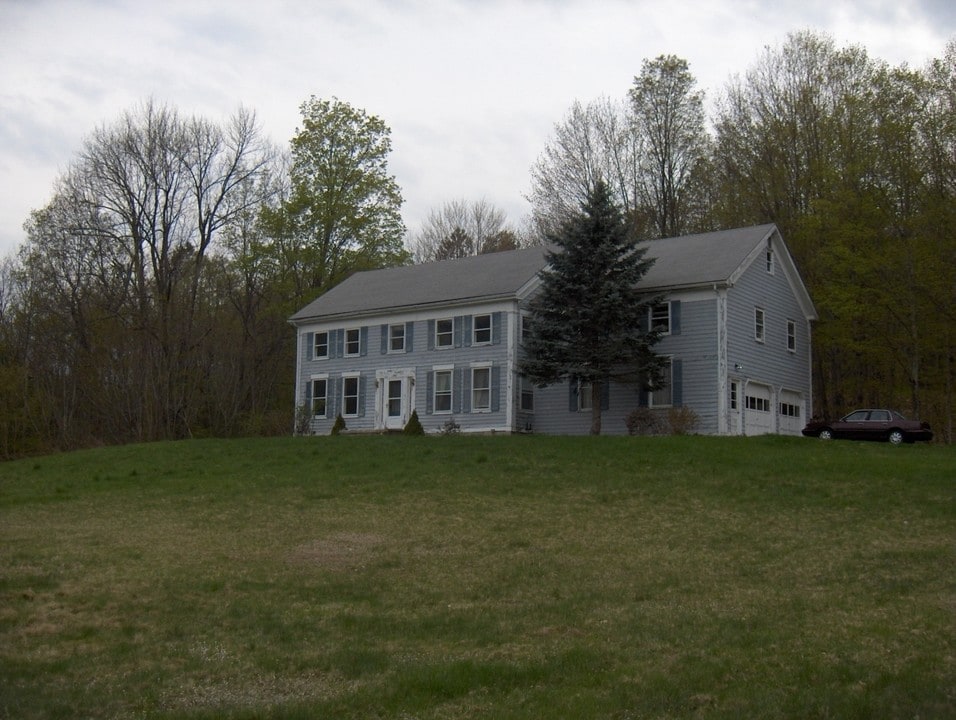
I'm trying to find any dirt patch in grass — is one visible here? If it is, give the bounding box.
[288,532,387,571]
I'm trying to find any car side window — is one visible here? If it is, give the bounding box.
[845,411,868,422]
[870,410,889,422]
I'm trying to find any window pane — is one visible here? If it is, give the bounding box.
[579,380,592,411]
[312,379,327,416]
[473,368,490,410]
[473,315,492,344]
[389,324,405,352]
[345,329,360,355]
[651,304,670,333]
[436,319,453,347]
[434,370,452,412]
[343,377,359,415]
[314,332,328,358]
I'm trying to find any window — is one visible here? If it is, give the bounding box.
[787,319,796,352]
[433,369,452,413]
[650,359,673,407]
[473,314,492,345]
[730,381,739,411]
[313,332,329,360]
[754,307,765,343]
[746,395,770,412]
[520,376,534,413]
[578,379,592,411]
[869,410,890,422]
[766,246,775,274]
[650,303,671,334]
[472,367,491,411]
[310,378,327,417]
[779,402,800,418]
[389,324,405,352]
[345,328,361,356]
[520,314,532,344]
[435,318,453,348]
[342,376,360,416]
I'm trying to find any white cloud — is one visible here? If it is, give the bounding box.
[0,0,952,257]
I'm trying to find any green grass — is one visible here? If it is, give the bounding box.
[1,435,953,719]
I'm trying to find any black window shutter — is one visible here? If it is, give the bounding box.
[672,359,683,406]
[405,321,414,352]
[601,378,610,411]
[426,371,434,414]
[427,320,435,350]
[491,365,501,412]
[305,333,314,360]
[671,301,681,335]
[492,312,501,344]
[380,324,388,354]
[568,379,578,412]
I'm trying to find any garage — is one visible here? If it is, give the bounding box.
[743,382,774,435]
[778,389,804,435]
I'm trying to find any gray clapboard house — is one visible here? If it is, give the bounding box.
[289,224,816,436]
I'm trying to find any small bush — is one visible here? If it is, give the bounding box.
[441,417,461,435]
[403,410,425,436]
[330,414,347,436]
[625,407,667,436]
[294,405,313,436]
[667,406,700,435]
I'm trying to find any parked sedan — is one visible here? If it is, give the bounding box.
[802,409,933,444]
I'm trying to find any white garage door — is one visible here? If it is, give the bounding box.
[778,390,803,435]
[744,383,773,435]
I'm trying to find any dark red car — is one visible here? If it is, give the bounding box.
[802,409,933,444]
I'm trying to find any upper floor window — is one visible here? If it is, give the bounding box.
[473,314,492,345]
[388,324,405,352]
[313,331,329,360]
[787,319,796,352]
[651,303,671,334]
[754,307,765,343]
[520,314,532,344]
[344,328,361,356]
[766,246,775,274]
[435,318,454,348]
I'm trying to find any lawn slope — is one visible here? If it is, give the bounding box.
[1,435,954,719]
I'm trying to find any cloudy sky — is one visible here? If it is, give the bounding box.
[1,0,953,259]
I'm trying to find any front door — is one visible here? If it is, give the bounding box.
[384,378,405,430]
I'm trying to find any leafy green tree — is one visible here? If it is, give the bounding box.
[629,55,711,238]
[521,181,663,435]
[262,96,408,301]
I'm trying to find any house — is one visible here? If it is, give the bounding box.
[289,224,817,436]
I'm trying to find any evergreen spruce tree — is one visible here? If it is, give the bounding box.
[521,180,664,435]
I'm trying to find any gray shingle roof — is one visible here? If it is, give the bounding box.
[289,245,550,323]
[289,224,784,324]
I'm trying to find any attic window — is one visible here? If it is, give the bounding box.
[766,245,775,274]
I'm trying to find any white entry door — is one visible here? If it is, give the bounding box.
[384,378,405,430]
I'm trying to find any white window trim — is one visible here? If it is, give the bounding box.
[341,373,361,417]
[754,307,765,344]
[435,318,454,349]
[471,363,492,413]
[787,319,796,353]
[650,303,671,335]
[344,327,361,357]
[578,379,592,412]
[766,245,775,275]
[520,313,531,344]
[472,314,492,346]
[388,323,405,353]
[310,373,329,417]
[649,357,673,408]
[312,331,329,360]
[519,375,534,414]
[432,364,454,415]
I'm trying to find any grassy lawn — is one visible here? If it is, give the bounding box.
[1,435,953,719]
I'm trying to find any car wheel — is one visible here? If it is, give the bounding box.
[888,429,904,445]
[818,428,833,440]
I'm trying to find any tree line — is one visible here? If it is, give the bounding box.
[0,31,952,457]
